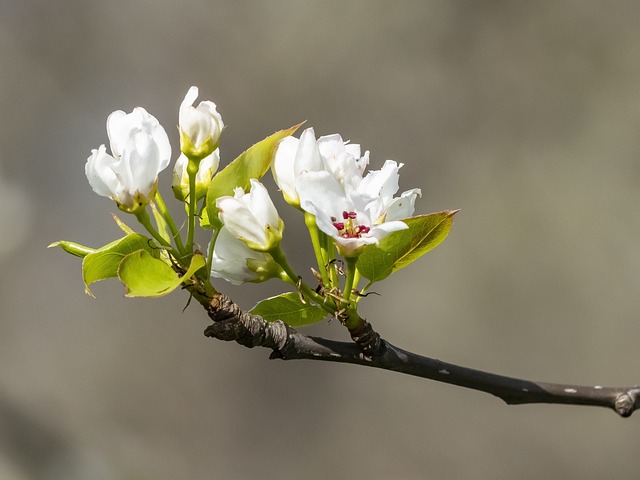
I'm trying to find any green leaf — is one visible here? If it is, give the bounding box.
[82,234,158,296]
[119,251,206,298]
[203,122,303,229]
[356,210,458,283]
[250,291,327,327]
[199,203,211,228]
[111,213,135,235]
[48,240,96,258]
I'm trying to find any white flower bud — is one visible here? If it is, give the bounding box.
[85,107,171,213]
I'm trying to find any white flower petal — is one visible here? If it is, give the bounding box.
[248,179,279,229]
[360,160,401,201]
[296,127,324,172]
[179,86,223,152]
[216,180,282,250]
[297,170,348,218]
[384,188,421,221]
[180,86,199,118]
[217,196,266,246]
[273,136,299,201]
[210,228,261,285]
[85,145,118,197]
[369,220,408,239]
[105,110,129,159]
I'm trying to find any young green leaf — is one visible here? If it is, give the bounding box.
[203,122,303,229]
[111,213,135,235]
[82,234,158,296]
[356,210,458,283]
[118,251,206,298]
[250,291,327,327]
[48,240,96,258]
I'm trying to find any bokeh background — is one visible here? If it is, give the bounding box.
[2,1,640,478]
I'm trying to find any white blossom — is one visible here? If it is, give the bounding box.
[179,86,224,159]
[85,107,171,213]
[273,128,369,207]
[216,179,283,251]
[210,227,281,285]
[298,160,420,257]
[172,149,220,202]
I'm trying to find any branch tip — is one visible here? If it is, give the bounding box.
[614,389,640,417]
[197,289,640,419]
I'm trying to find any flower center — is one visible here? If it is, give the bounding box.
[331,211,370,239]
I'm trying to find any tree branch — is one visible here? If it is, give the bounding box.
[200,292,640,418]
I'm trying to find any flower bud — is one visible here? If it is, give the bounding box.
[172,150,220,202]
[216,179,284,252]
[210,227,282,285]
[85,107,171,214]
[179,86,224,161]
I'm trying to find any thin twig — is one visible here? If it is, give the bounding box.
[200,292,640,418]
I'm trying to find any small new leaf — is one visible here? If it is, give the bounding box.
[82,234,158,296]
[48,241,95,258]
[119,251,206,298]
[203,122,303,229]
[357,210,458,283]
[250,292,327,327]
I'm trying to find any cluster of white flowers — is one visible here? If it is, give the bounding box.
[274,127,421,257]
[85,86,223,213]
[85,90,419,285]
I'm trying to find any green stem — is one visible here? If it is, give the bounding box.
[342,256,359,305]
[154,192,185,254]
[270,246,337,315]
[304,212,330,286]
[340,256,365,331]
[135,209,176,254]
[321,230,339,287]
[357,279,374,302]
[185,160,199,254]
[351,267,362,303]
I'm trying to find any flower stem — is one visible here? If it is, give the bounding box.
[270,246,337,315]
[154,192,185,254]
[342,256,359,305]
[185,159,199,254]
[135,209,176,254]
[304,212,330,286]
[320,229,339,287]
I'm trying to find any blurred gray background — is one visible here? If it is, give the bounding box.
[2,1,640,478]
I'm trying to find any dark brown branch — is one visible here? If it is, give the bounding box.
[200,292,640,418]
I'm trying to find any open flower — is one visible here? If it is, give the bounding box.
[216,179,284,252]
[273,128,369,207]
[179,86,224,160]
[172,149,220,202]
[297,160,419,257]
[210,227,282,285]
[85,107,171,213]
